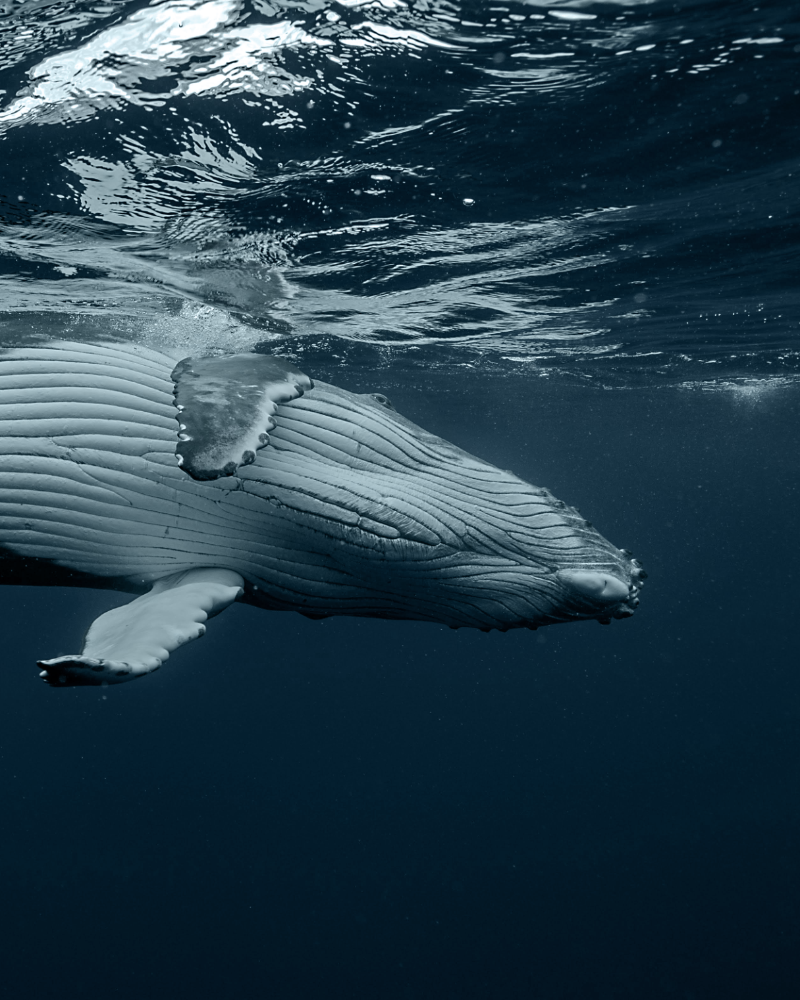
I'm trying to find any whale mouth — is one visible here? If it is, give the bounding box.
[558,570,630,603]
[557,556,647,622]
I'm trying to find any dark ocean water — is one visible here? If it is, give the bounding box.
[1,2,799,998]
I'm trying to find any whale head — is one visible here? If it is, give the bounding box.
[225,379,645,632]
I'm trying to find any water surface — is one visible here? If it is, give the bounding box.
[1,0,798,386]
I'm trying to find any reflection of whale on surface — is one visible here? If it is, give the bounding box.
[0,341,645,687]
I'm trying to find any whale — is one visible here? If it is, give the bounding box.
[0,340,645,687]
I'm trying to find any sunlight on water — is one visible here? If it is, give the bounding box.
[132,300,275,358]
[0,0,798,388]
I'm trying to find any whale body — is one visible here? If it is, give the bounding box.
[0,340,645,686]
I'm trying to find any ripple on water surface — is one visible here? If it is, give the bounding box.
[0,0,798,388]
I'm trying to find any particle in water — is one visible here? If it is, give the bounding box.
[463,198,475,207]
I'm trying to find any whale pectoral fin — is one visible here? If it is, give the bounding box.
[171,353,312,481]
[37,568,244,688]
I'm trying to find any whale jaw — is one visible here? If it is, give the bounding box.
[554,561,646,626]
[558,570,632,603]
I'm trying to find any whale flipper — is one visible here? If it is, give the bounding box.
[171,353,312,481]
[37,568,244,687]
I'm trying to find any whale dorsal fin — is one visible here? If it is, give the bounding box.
[171,353,313,481]
[37,568,244,686]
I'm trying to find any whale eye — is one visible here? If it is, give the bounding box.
[171,353,312,481]
[369,392,395,410]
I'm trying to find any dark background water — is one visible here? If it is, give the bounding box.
[1,1,800,997]
[3,378,800,999]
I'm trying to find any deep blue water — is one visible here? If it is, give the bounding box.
[1,1,799,998]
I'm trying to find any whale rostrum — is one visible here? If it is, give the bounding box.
[0,341,645,687]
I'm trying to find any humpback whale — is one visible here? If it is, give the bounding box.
[0,341,645,687]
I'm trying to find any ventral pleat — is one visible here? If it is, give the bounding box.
[171,353,313,481]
